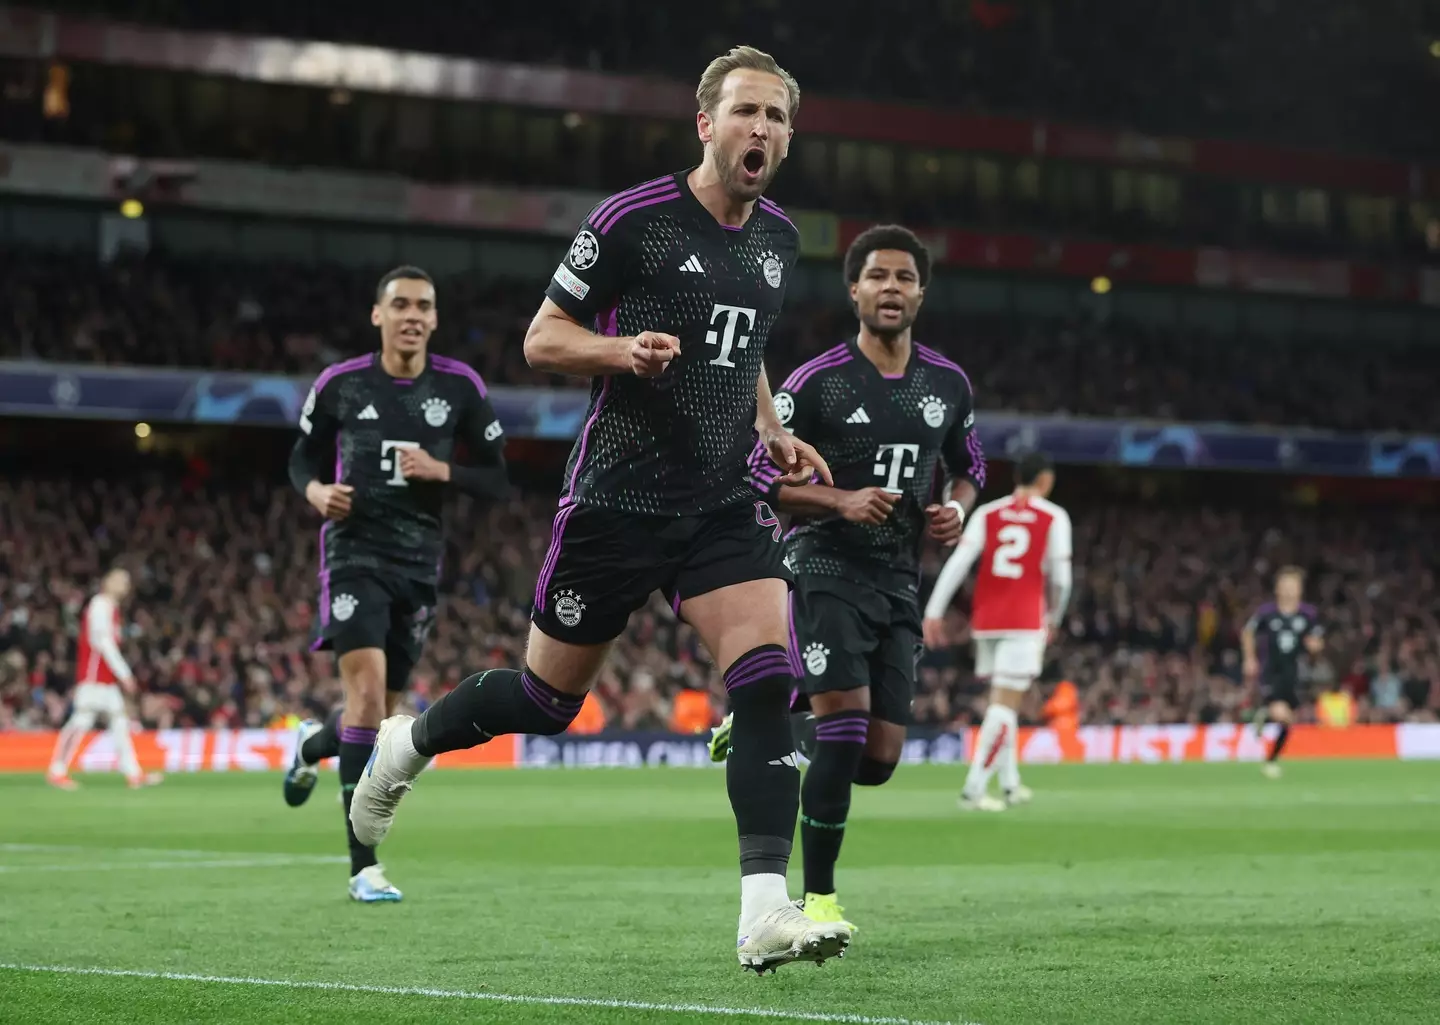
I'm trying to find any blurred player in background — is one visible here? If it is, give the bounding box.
[1243,567,1323,779]
[46,568,162,790]
[282,266,510,902]
[351,47,852,973]
[717,224,983,932]
[923,452,1071,811]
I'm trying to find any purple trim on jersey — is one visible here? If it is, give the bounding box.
[431,354,488,397]
[593,181,678,231]
[393,378,414,386]
[781,344,852,392]
[721,224,743,232]
[916,344,972,388]
[534,502,578,613]
[596,303,620,339]
[881,371,905,379]
[758,197,797,232]
[748,440,782,487]
[312,353,373,395]
[671,591,682,615]
[590,175,673,226]
[966,431,988,489]
[1300,603,1318,616]
[1253,602,1278,618]
[566,377,612,500]
[597,190,681,235]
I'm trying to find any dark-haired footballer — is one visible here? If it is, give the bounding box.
[281,266,510,902]
[717,224,986,932]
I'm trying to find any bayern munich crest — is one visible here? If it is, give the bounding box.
[331,593,357,622]
[761,250,783,289]
[568,230,600,271]
[422,397,451,427]
[553,589,586,628]
[920,394,947,428]
[803,642,830,676]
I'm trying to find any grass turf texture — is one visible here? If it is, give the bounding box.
[1,763,1437,1025]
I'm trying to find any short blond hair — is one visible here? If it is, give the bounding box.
[696,45,800,124]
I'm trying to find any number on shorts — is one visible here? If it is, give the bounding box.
[991,524,1030,579]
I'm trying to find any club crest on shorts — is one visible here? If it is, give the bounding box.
[919,394,947,428]
[760,250,783,289]
[331,593,357,622]
[422,397,451,427]
[568,230,600,271]
[553,589,586,628]
[803,642,830,676]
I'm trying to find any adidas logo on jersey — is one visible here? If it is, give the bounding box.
[679,255,704,273]
[846,406,871,424]
[357,405,379,420]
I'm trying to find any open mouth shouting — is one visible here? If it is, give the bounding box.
[739,146,767,186]
[875,298,907,325]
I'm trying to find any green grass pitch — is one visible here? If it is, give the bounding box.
[1,762,1437,1024]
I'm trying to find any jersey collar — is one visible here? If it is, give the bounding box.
[850,335,914,382]
[677,166,757,236]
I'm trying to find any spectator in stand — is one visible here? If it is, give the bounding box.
[2,474,1437,733]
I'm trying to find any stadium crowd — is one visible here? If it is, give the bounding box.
[4,250,1438,433]
[2,474,1436,733]
[43,0,1436,159]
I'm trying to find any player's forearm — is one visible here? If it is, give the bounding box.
[775,483,845,516]
[523,315,631,376]
[288,438,326,497]
[923,544,979,620]
[754,369,782,435]
[1046,562,1073,627]
[1241,632,1257,661]
[946,479,978,514]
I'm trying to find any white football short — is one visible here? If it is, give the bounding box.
[72,682,127,719]
[973,633,1046,690]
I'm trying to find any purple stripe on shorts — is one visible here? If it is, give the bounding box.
[311,521,332,652]
[534,502,578,613]
[787,592,801,676]
[782,346,853,392]
[566,377,612,500]
[671,592,682,616]
[590,175,673,226]
[431,354,489,397]
[312,353,373,395]
[597,191,681,235]
[339,726,378,745]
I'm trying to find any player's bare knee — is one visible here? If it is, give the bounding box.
[339,648,387,725]
[524,624,609,695]
[810,688,870,717]
[861,719,906,769]
[683,579,790,670]
[990,683,1028,710]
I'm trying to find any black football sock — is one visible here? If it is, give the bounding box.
[300,707,342,765]
[790,711,818,761]
[338,726,378,877]
[800,711,869,895]
[724,645,801,877]
[1268,722,1291,763]
[411,668,583,757]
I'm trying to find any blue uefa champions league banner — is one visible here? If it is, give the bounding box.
[514,729,974,769]
[1,360,1438,478]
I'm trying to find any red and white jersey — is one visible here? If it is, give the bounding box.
[76,593,132,686]
[924,494,1073,636]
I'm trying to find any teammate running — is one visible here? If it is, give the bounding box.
[352,47,851,972]
[713,224,984,932]
[283,265,510,902]
[923,452,1071,811]
[47,568,162,789]
[1243,566,1323,778]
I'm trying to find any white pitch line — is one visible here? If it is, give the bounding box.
[0,963,977,1025]
[0,856,347,873]
[0,843,288,858]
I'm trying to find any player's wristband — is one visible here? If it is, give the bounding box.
[944,499,966,524]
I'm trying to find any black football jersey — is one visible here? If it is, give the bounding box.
[543,169,800,517]
[291,353,506,581]
[751,337,987,595]
[1246,602,1323,682]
